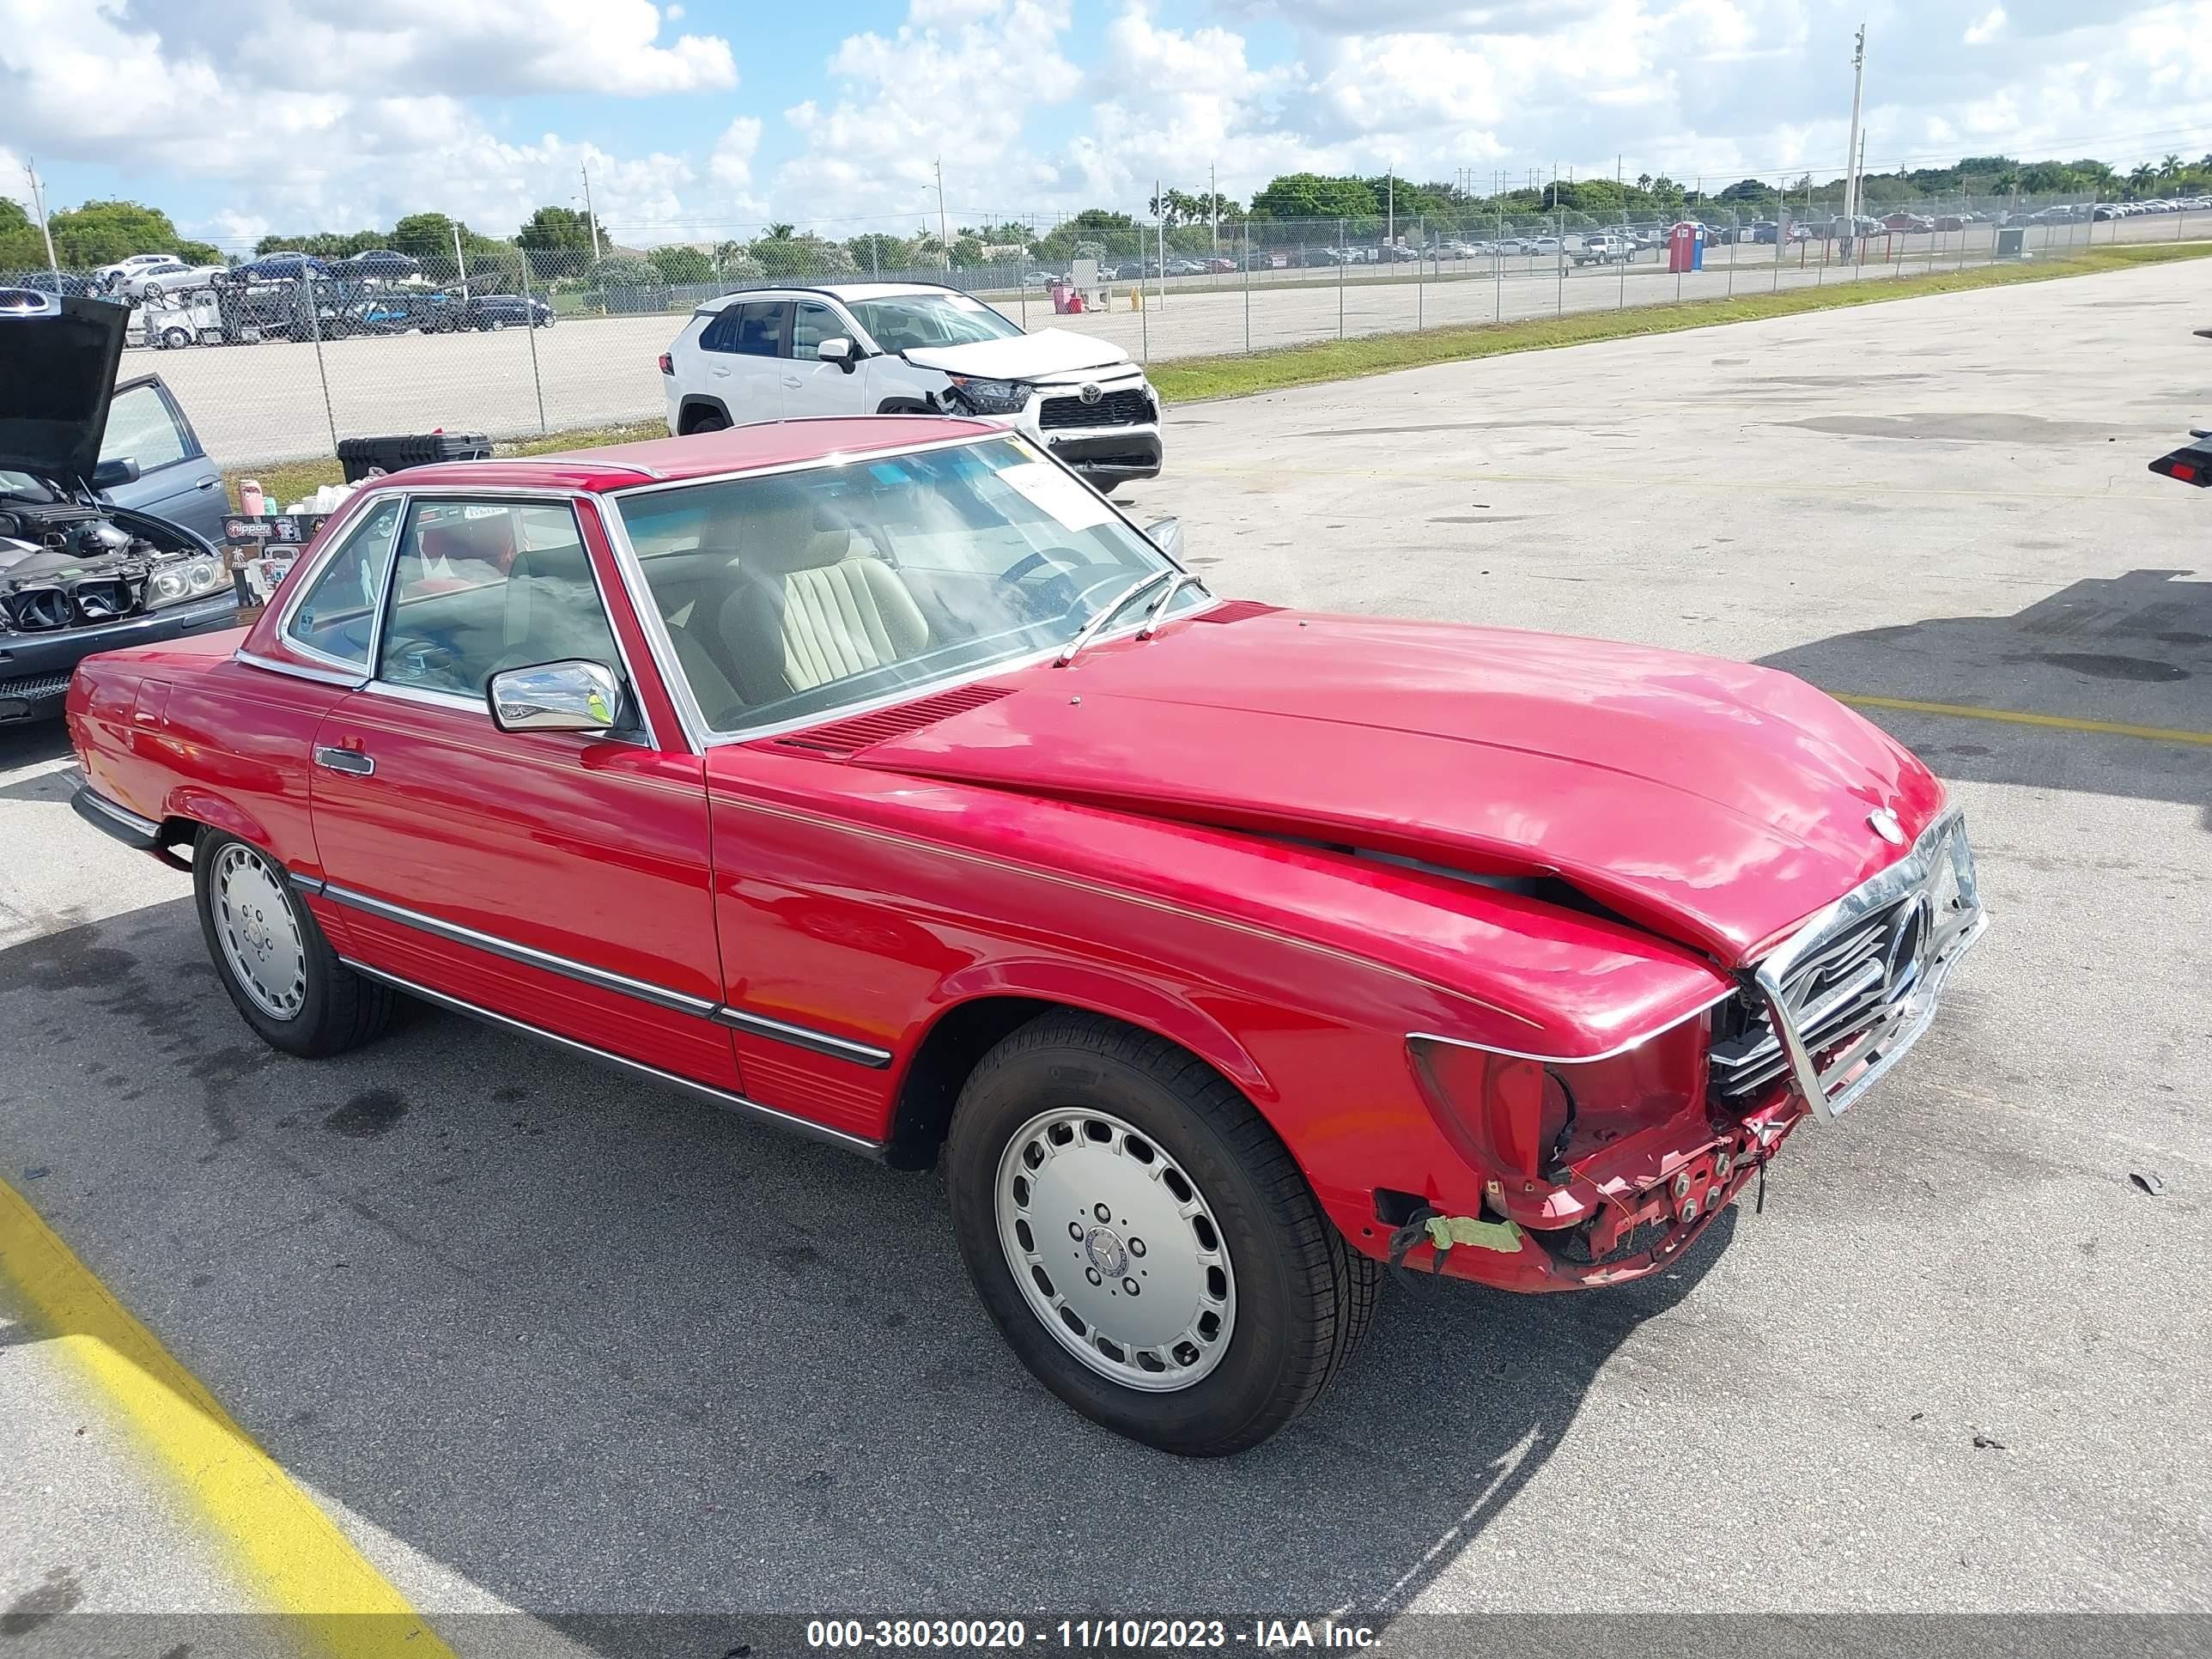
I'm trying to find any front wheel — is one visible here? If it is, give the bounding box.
[194,831,391,1058]
[945,1011,1376,1456]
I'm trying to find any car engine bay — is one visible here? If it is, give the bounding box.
[0,477,228,633]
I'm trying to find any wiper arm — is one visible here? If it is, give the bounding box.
[1055,568,1171,666]
[1136,569,1201,639]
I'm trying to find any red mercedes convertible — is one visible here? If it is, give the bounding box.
[67,416,1984,1455]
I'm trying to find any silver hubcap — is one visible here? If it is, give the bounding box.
[211,843,307,1020]
[995,1108,1237,1392]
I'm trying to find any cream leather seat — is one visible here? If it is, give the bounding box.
[718,498,929,705]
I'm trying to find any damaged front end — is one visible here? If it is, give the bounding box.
[1392,810,1985,1291]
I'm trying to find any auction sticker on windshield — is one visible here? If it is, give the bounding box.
[996,460,1117,532]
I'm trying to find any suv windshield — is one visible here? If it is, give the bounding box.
[845,293,1024,353]
[613,437,1199,735]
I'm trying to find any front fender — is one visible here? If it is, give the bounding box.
[929,957,1273,1102]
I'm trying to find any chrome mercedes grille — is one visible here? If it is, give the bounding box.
[1711,811,1984,1121]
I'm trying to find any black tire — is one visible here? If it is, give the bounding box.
[684,410,730,434]
[193,830,391,1059]
[945,1011,1376,1455]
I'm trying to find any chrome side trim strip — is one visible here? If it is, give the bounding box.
[1409,984,1735,1067]
[337,958,887,1160]
[710,1005,893,1069]
[287,870,326,895]
[71,783,162,843]
[317,881,719,1018]
[234,648,367,689]
[312,877,891,1066]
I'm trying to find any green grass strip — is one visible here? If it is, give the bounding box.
[1147,242,2212,405]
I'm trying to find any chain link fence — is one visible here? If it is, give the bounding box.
[10,188,2205,471]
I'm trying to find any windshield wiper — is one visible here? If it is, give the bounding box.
[1055,568,1171,666]
[1137,570,1201,639]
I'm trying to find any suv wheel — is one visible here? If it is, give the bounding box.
[684,410,730,434]
[945,1012,1376,1456]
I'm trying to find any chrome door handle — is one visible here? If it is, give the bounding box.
[196,477,218,489]
[313,745,374,777]
[782,375,802,388]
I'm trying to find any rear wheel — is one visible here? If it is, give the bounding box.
[684,410,730,434]
[194,831,390,1059]
[945,1011,1376,1455]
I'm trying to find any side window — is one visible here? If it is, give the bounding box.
[283,498,404,668]
[733,300,791,358]
[374,500,620,700]
[697,307,742,353]
[791,302,841,360]
[99,383,192,472]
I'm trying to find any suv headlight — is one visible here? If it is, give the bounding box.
[144,552,228,610]
[945,376,1030,415]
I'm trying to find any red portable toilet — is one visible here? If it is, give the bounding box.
[1668,222,1705,272]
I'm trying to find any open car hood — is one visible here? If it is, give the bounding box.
[899,328,1131,381]
[0,290,126,484]
[844,610,1949,966]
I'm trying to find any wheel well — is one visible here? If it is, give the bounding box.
[677,397,731,434]
[884,996,1051,1170]
[875,397,932,416]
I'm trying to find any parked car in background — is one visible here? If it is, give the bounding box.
[1571,234,1631,265]
[463,293,553,331]
[338,249,422,283]
[230,252,330,283]
[92,252,180,291]
[0,290,232,725]
[661,282,1162,489]
[123,262,228,301]
[1528,235,1563,256]
[64,416,1985,1454]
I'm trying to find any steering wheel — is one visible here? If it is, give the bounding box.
[1001,547,1088,586]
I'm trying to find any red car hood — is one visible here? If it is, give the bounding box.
[848,609,1947,965]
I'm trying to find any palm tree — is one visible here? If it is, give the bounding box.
[2128,162,2156,195]
[764,222,795,240]
[2160,153,2182,180]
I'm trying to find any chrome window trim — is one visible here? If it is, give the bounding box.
[272,491,410,675]
[234,647,366,690]
[1750,806,1987,1125]
[370,493,665,751]
[301,872,894,1068]
[337,957,887,1160]
[1409,985,1735,1068]
[596,430,1208,750]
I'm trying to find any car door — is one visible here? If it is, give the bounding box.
[305,491,737,1089]
[781,299,865,418]
[99,377,226,544]
[696,298,790,423]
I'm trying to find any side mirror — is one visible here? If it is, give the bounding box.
[1143,516,1184,562]
[91,458,140,490]
[488,659,624,734]
[817,336,858,373]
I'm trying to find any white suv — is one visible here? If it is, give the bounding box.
[659,283,1164,489]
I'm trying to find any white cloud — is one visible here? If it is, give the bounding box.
[774,0,1082,223]
[1963,7,2007,44]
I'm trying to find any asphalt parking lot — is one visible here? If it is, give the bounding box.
[4,257,2209,1647]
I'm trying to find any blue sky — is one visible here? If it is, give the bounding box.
[3,0,2209,252]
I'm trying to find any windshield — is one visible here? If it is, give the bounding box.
[845,293,1024,354]
[613,437,1200,735]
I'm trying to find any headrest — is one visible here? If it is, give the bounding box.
[737,492,853,575]
[416,512,516,574]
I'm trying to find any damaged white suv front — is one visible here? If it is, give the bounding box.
[660,283,1164,491]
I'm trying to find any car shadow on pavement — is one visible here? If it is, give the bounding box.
[0,897,1733,1637]
[1759,567,2212,825]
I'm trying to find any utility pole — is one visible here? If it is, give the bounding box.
[452,222,470,298]
[935,159,951,272]
[580,163,602,259]
[23,158,59,286]
[1840,22,1867,253]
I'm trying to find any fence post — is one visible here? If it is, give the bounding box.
[1243,218,1251,354]
[1416,213,1425,330]
[1337,218,1346,339]
[301,274,340,460]
[1618,191,1629,311]
[518,249,549,435]
[1554,206,1564,317]
[1493,210,1503,323]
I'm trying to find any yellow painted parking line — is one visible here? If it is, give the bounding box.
[0,1177,455,1659]
[1840,692,2212,747]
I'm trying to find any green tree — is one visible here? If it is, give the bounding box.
[517,206,605,253]
[1248,173,1378,220]
[845,232,913,274]
[48,199,192,265]
[647,243,714,283]
[0,197,46,268]
[390,212,460,261]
